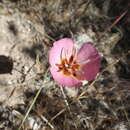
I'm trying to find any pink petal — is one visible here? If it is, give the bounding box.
[77,43,99,63]
[77,43,101,81]
[49,38,74,67]
[80,56,101,81]
[50,67,82,87]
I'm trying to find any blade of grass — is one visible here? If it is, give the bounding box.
[34,108,54,129]
[18,85,44,130]
[18,67,49,130]
[99,10,127,39]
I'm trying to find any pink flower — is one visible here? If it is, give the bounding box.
[49,38,101,87]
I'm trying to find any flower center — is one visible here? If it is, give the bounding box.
[56,55,80,77]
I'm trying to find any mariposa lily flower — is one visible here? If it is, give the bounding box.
[49,38,101,87]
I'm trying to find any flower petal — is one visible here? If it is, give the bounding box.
[77,43,101,81]
[50,67,82,87]
[49,38,74,67]
[77,43,99,63]
[80,56,101,81]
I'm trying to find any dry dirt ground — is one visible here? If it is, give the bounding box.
[0,0,130,130]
